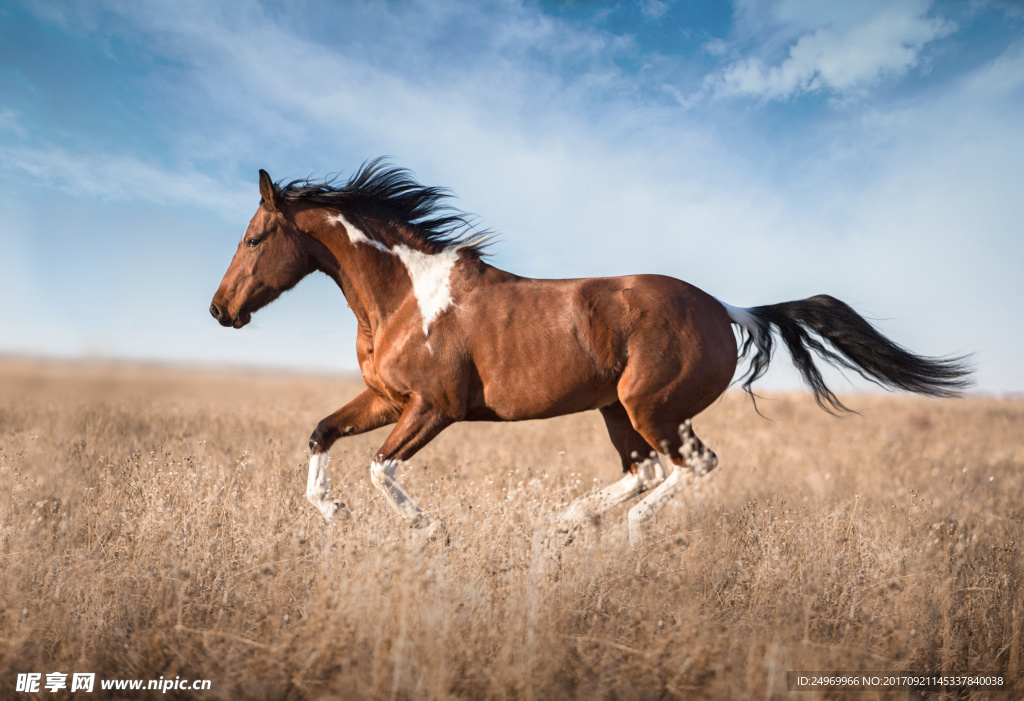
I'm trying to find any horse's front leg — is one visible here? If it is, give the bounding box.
[307,389,399,521]
[369,396,454,531]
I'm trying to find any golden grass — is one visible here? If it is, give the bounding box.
[1,358,1022,699]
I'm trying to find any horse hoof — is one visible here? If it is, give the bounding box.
[323,499,348,522]
[552,522,577,546]
[412,516,449,545]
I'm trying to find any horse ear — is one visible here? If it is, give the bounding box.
[259,169,279,211]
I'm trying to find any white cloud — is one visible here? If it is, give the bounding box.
[964,39,1024,95]
[0,108,27,138]
[0,140,251,219]
[641,0,671,22]
[712,1,956,100]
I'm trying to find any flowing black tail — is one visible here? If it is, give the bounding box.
[722,295,973,414]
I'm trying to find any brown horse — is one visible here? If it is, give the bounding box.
[211,160,970,544]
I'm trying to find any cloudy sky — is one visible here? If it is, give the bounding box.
[1,0,1021,394]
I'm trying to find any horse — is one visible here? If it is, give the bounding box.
[210,159,971,545]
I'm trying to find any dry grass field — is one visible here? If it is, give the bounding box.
[1,358,1022,700]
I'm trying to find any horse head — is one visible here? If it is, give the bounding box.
[210,170,317,328]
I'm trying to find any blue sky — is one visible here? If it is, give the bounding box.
[1,0,1022,393]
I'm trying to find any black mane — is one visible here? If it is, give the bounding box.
[277,158,492,256]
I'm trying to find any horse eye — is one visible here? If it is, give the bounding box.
[246,237,262,248]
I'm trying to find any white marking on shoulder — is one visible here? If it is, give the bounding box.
[392,244,459,336]
[326,213,391,253]
[716,298,760,343]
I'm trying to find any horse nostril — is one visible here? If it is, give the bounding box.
[210,303,222,320]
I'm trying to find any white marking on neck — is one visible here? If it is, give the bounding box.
[326,212,460,337]
[326,213,391,253]
[392,245,459,336]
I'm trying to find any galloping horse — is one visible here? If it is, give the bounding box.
[211,160,970,544]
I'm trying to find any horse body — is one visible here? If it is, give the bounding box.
[211,161,970,544]
[452,272,734,423]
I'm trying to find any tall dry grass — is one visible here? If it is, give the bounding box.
[0,358,1021,699]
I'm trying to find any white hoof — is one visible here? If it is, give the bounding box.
[308,493,347,522]
[411,516,449,545]
[321,498,347,521]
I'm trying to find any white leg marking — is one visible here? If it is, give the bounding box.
[392,245,459,336]
[558,472,639,531]
[557,458,666,534]
[628,425,718,547]
[306,452,345,521]
[369,459,433,529]
[651,453,670,481]
[628,469,689,547]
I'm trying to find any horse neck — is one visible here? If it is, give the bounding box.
[297,206,420,331]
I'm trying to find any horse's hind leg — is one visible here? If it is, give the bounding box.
[627,420,718,547]
[556,402,667,535]
[602,401,669,482]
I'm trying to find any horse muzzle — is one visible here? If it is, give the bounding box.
[209,302,251,329]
